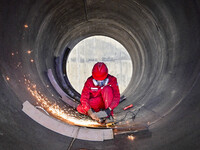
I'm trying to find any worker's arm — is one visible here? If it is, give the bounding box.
[80,78,91,112]
[109,77,120,110]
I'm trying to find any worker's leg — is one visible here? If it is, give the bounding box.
[77,96,105,115]
[89,96,105,112]
[101,85,114,115]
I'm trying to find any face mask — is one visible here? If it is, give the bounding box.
[97,80,104,87]
[93,78,109,87]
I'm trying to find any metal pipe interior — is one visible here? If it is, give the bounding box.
[1,0,200,149]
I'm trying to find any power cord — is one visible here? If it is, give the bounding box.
[115,107,141,124]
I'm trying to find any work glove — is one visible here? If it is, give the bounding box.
[95,108,112,119]
[105,107,112,116]
[87,109,99,121]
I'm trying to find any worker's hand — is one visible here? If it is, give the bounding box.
[104,107,112,116]
[87,109,99,121]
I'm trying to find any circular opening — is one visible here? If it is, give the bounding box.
[66,35,132,94]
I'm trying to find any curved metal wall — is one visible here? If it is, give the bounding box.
[1,0,200,149]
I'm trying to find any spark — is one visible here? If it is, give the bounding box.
[128,135,135,141]
[24,24,28,28]
[25,79,100,127]
[6,76,10,81]
[17,62,21,68]
[11,53,14,56]
[32,84,36,88]
[27,50,32,54]
[30,59,34,63]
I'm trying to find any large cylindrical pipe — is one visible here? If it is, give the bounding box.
[0,0,200,149]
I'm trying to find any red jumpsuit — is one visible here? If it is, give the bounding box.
[77,74,120,116]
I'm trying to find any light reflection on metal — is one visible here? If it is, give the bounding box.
[24,77,100,127]
[35,106,50,115]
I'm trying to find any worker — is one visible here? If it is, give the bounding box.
[77,62,120,123]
